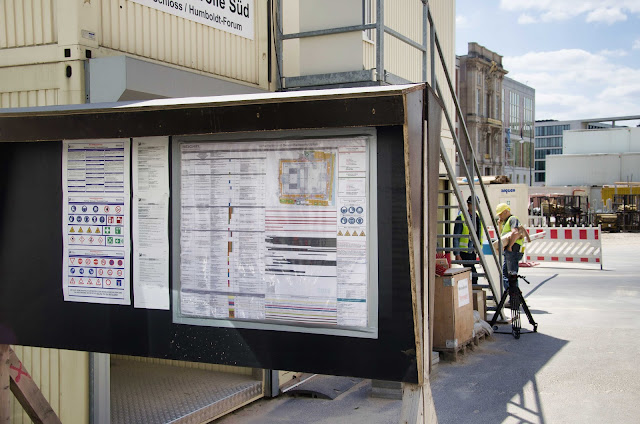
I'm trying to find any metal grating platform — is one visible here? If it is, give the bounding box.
[110,359,262,424]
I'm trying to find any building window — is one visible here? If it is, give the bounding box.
[501,89,505,122]
[495,93,499,119]
[477,71,482,86]
[476,88,481,115]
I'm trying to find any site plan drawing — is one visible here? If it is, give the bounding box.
[176,136,373,333]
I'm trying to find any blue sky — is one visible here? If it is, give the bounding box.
[455,0,640,123]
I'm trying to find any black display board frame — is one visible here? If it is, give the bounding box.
[0,86,431,383]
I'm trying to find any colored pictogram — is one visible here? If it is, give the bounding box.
[70,227,75,233]
[108,270,113,276]
[82,206,87,212]
[70,278,75,284]
[116,217,123,224]
[71,206,77,212]
[115,206,122,213]
[104,206,110,213]
[105,279,112,286]
[117,270,123,277]
[93,206,99,212]
[70,236,75,242]
[101,259,106,265]
[78,258,83,265]
[118,260,123,266]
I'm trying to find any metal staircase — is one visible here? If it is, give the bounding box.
[425,9,506,320]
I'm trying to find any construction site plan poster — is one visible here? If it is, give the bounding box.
[178,137,370,329]
[62,139,132,305]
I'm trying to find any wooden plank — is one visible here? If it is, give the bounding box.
[7,346,62,424]
[1,344,10,424]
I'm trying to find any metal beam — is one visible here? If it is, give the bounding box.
[281,23,376,40]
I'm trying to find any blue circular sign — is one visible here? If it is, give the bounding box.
[84,216,90,223]
[93,206,99,213]
[356,206,364,214]
[89,269,94,275]
[79,268,84,275]
[341,217,348,224]
[348,217,356,224]
[71,205,76,212]
[69,216,74,222]
[348,207,356,214]
[341,206,348,214]
[356,217,364,224]
[82,206,88,212]
[76,216,82,222]
[70,268,75,274]
[92,216,98,223]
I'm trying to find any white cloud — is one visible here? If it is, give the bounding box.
[499,0,640,24]
[586,7,628,24]
[504,49,640,120]
[599,49,629,57]
[517,14,537,24]
[633,39,640,50]
[456,15,469,28]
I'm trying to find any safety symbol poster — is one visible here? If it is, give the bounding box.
[62,139,131,305]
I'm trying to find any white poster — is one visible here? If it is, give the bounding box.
[178,137,370,328]
[133,137,170,310]
[62,139,131,305]
[129,0,254,40]
[458,278,470,308]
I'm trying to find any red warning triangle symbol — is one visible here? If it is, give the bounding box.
[70,258,75,264]
[70,278,75,284]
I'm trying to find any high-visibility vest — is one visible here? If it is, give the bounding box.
[501,215,524,249]
[457,212,483,250]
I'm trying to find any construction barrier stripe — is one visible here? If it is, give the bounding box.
[488,225,603,267]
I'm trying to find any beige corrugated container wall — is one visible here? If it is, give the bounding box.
[1,0,270,422]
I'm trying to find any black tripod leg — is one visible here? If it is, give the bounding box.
[489,289,509,328]
[511,289,521,339]
[518,289,538,332]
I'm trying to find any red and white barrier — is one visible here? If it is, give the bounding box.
[486,226,603,269]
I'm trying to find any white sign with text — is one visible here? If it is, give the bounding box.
[130,0,254,40]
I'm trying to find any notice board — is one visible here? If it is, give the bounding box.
[0,85,433,383]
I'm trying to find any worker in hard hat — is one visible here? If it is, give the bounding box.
[496,203,529,290]
[453,196,483,285]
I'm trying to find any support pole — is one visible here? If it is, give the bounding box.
[5,346,61,424]
[1,345,10,424]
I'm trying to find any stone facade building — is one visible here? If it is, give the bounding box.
[457,42,508,176]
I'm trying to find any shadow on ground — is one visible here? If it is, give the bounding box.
[431,331,567,424]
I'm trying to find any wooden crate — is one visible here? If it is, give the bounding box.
[473,289,487,321]
[433,268,474,351]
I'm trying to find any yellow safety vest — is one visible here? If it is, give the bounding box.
[501,215,524,249]
[458,212,483,250]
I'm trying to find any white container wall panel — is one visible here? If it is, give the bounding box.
[564,128,640,155]
[546,154,634,186]
[384,34,421,82]
[10,347,89,424]
[0,89,59,108]
[363,38,375,71]
[99,0,263,85]
[620,154,640,182]
[383,0,422,82]
[0,0,57,48]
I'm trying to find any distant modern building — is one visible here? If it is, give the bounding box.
[546,126,640,186]
[457,43,508,176]
[533,117,638,185]
[502,76,535,185]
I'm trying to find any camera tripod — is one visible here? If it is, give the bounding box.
[489,273,538,339]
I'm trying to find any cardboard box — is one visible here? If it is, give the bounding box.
[473,289,487,321]
[433,268,474,350]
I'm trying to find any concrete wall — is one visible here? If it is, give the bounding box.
[563,127,640,155]
[547,153,640,186]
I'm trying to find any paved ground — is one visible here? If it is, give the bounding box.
[216,232,640,423]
